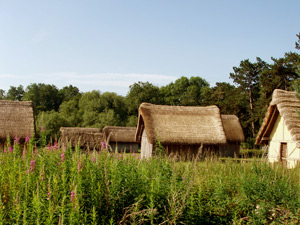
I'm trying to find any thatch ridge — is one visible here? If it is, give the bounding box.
[255,89,300,147]
[0,100,35,141]
[136,103,227,145]
[103,126,137,143]
[221,115,245,142]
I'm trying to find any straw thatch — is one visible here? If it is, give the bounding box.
[255,89,300,147]
[60,127,103,149]
[103,126,137,143]
[221,115,245,142]
[136,103,227,145]
[0,100,35,142]
[103,126,139,153]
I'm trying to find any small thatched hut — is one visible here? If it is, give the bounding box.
[220,115,245,155]
[256,89,300,168]
[60,127,103,150]
[103,126,139,153]
[136,103,244,160]
[0,100,35,146]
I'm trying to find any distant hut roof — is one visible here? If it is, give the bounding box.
[255,89,300,146]
[136,103,227,145]
[221,115,245,142]
[60,127,103,149]
[0,100,35,141]
[103,126,137,143]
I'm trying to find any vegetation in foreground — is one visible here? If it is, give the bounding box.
[1,138,300,224]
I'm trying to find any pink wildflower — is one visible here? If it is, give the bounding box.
[91,157,96,163]
[61,153,65,162]
[40,126,45,133]
[8,147,13,153]
[71,190,75,202]
[101,141,106,149]
[14,136,20,144]
[47,192,51,200]
[25,136,30,143]
[30,160,36,171]
[53,142,59,151]
[25,170,29,175]
[3,148,6,153]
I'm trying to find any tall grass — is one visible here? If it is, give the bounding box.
[0,139,300,224]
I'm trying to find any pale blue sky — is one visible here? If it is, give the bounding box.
[0,0,299,95]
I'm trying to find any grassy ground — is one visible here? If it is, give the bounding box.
[0,140,300,224]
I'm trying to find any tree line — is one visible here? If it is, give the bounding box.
[1,33,300,147]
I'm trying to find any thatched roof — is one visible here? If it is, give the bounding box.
[255,89,300,147]
[0,100,35,141]
[136,103,227,145]
[221,115,245,142]
[60,127,103,149]
[103,126,137,143]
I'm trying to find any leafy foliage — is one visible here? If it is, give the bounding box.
[6,85,24,101]
[23,83,62,113]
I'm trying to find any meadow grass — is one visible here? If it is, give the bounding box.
[0,140,300,224]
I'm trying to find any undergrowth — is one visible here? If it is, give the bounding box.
[0,139,300,224]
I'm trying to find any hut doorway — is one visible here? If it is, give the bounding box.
[280,142,287,166]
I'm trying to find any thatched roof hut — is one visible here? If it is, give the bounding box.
[136,103,244,159]
[136,103,227,145]
[221,115,245,142]
[103,126,139,153]
[255,89,300,168]
[256,89,300,146]
[60,127,103,150]
[0,100,35,143]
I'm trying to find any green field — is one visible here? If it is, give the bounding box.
[0,140,300,224]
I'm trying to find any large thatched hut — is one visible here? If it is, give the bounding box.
[136,103,244,160]
[103,126,139,153]
[0,100,35,146]
[256,89,300,168]
[60,127,103,150]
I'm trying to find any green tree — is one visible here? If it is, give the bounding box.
[207,82,245,115]
[96,109,119,129]
[296,32,300,50]
[23,83,63,113]
[230,58,267,137]
[126,81,161,115]
[79,91,102,127]
[0,89,5,99]
[37,110,71,140]
[160,76,209,106]
[99,92,127,124]
[259,55,299,115]
[59,85,81,102]
[126,115,138,127]
[6,85,24,101]
[78,91,125,129]
[59,96,82,126]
